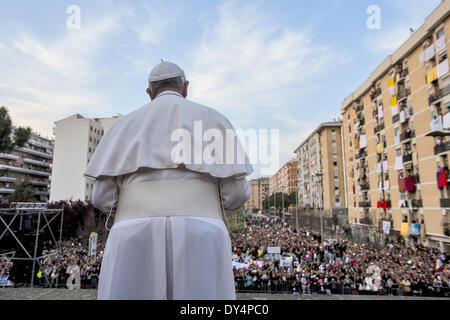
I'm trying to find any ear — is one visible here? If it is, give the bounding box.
[183,81,189,98]
[146,88,155,101]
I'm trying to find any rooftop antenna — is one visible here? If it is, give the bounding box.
[409,28,414,35]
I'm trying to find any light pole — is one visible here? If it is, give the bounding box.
[294,179,300,233]
[315,172,324,242]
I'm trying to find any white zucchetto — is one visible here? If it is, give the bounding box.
[148,60,186,82]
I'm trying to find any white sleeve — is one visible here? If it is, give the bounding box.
[219,176,250,211]
[91,176,120,214]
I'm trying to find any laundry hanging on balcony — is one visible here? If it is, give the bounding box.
[384,180,390,190]
[378,105,383,119]
[444,112,450,130]
[431,115,443,131]
[389,86,396,97]
[354,136,359,149]
[390,96,397,106]
[388,77,395,87]
[382,160,389,172]
[437,59,449,78]
[359,135,367,148]
[398,176,406,192]
[424,43,436,62]
[399,110,406,123]
[391,104,399,116]
[405,175,416,192]
[435,36,446,52]
[376,143,384,154]
[351,109,355,119]
[394,155,403,170]
[437,167,447,189]
[427,67,437,84]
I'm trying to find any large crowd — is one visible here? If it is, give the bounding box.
[1,214,450,296]
[230,215,450,296]
[1,238,105,288]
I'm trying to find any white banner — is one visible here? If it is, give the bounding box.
[267,246,280,254]
[88,232,97,256]
[383,221,391,235]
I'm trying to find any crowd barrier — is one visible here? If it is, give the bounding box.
[234,279,450,297]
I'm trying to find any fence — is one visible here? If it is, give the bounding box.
[234,279,450,297]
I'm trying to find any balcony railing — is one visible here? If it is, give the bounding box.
[360,183,370,191]
[429,84,450,105]
[403,153,413,163]
[392,114,400,124]
[0,188,14,193]
[33,190,49,196]
[0,153,19,161]
[400,130,415,142]
[359,217,373,225]
[359,201,371,208]
[370,88,382,101]
[355,149,367,160]
[0,176,16,182]
[0,164,51,176]
[374,123,385,134]
[30,179,50,186]
[440,198,450,208]
[15,147,52,160]
[24,158,51,168]
[411,199,423,208]
[435,141,450,155]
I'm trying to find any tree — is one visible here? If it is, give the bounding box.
[0,106,32,153]
[10,178,34,201]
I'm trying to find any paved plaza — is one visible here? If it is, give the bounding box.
[0,288,447,300]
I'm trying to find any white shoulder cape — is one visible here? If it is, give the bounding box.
[84,91,253,180]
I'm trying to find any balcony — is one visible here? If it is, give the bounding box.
[28,138,53,150]
[30,179,50,186]
[15,147,52,160]
[440,198,450,208]
[370,88,382,101]
[359,217,373,225]
[435,141,450,155]
[411,199,423,208]
[0,153,19,161]
[360,183,370,191]
[392,114,400,124]
[0,164,51,177]
[33,190,49,196]
[0,188,14,194]
[0,176,16,182]
[400,130,415,142]
[374,123,385,134]
[429,84,450,105]
[355,149,367,160]
[403,153,413,163]
[23,158,51,168]
[358,118,365,127]
[359,201,371,208]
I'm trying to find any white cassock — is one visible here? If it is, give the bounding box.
[85,90,252,300]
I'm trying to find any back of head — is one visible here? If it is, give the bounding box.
[147,60,187,97]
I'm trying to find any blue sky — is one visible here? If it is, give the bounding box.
[0,0,442,177]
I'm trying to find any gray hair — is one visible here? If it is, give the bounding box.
[148,76,186,96]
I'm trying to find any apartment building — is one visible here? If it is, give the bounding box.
[269,159,298,196]
[294,122,346,212]
[0,129,53,202]
[244,177,270,212]
[50,113,122,202]
[341,0,450,252]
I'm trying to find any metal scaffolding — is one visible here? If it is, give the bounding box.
[0,202,64,287]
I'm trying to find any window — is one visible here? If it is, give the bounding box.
[437,27,445,39]
[439,50,447,63]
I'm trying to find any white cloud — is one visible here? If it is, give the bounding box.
[0,15,121,136]
[131,2,181,44]
[189,1,341,114]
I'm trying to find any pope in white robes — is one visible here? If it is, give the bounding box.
[84,61,252,300]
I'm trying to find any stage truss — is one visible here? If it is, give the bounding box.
[0,202,64,287]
